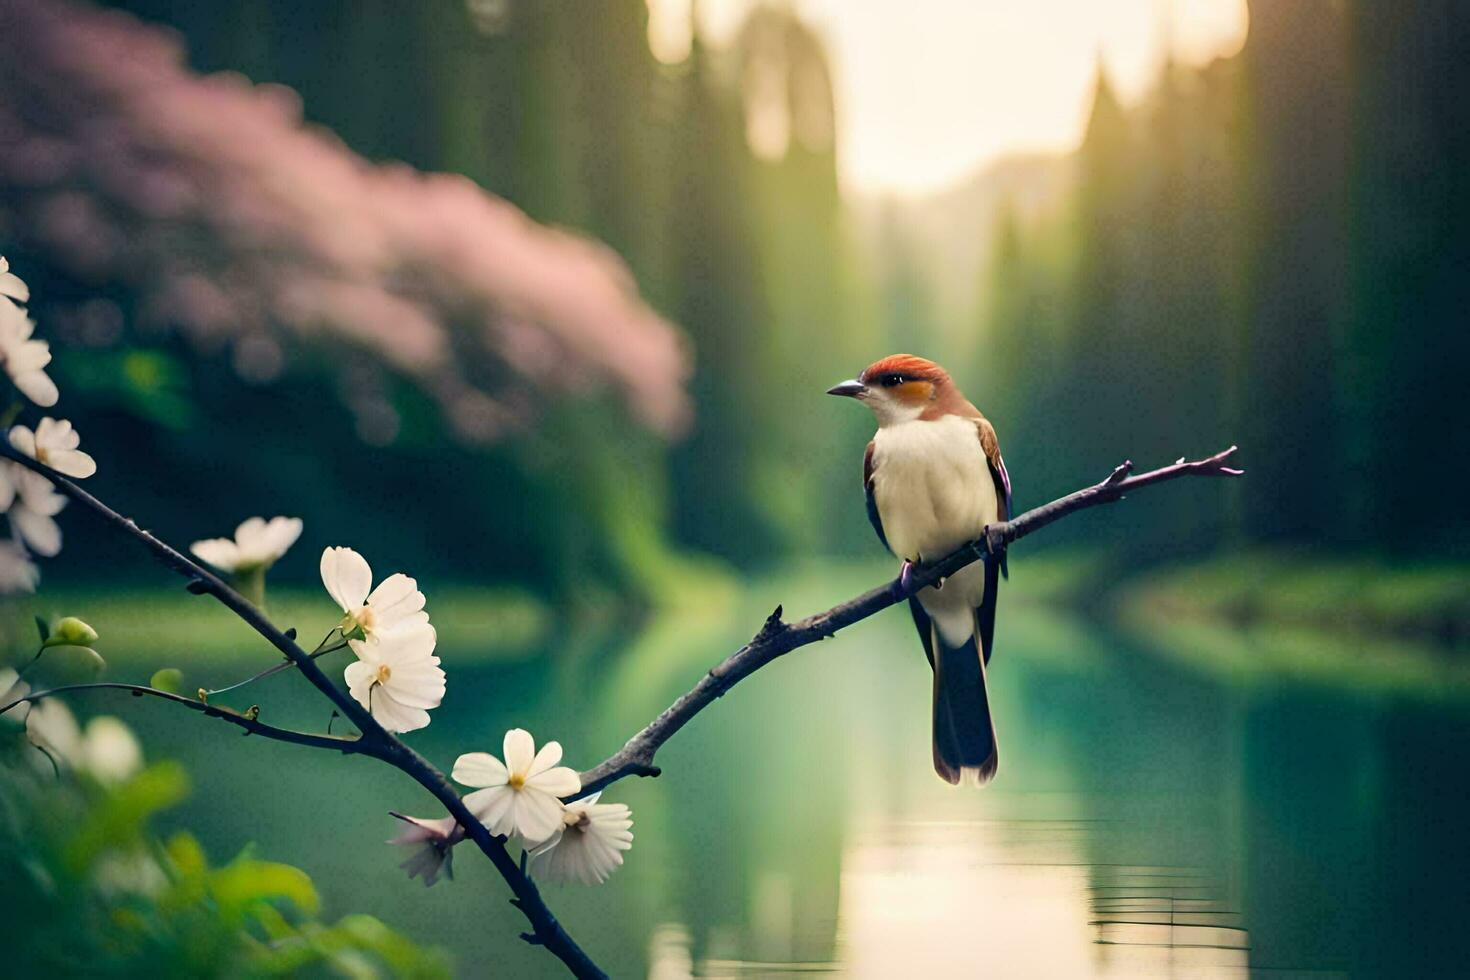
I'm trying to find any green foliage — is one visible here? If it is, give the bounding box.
[150,668,187,695]
[1118,550,1470,650]
[0,742,450,977]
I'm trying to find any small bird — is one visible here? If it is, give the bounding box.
[828,354,1012,785]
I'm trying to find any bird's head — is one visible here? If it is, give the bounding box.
[827,354,953,426]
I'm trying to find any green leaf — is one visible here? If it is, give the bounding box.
[165,832,208,879]
[34,615,49,644]
[44,617,99,648]
[208,858,320,919]
[150,668,185,695]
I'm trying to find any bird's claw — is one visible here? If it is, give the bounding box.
[983,525,1008,562]
[900,560,944,592]
[899,560,915,592]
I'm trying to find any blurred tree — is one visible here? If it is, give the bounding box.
[1346,0,1470,555]
[982,0,1470,564]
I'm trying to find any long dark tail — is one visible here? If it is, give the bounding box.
[930,619,999,785]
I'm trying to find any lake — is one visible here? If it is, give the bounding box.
[99,568,1470,978]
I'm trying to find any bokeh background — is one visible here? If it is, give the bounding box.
[2,0,1469,976]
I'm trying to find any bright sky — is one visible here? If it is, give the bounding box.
[651,0,1249,195]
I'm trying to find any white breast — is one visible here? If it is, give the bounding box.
[871,415,998,563]
[871,415,1000,647]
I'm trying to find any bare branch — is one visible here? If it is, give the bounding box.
[575,446,1242,797]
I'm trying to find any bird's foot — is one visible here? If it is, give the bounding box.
[983,524,1008,563]
[900,560,945,592]
[899,560,915,592]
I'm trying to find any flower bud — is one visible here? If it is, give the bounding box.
[44,617,99,648]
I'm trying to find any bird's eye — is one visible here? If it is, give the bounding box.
[883,374,905,387]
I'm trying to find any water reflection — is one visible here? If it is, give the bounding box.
[114,572,1470,977]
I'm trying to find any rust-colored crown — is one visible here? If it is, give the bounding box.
[859,354,948,385]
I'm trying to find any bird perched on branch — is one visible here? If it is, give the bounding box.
[828,354,1011,785]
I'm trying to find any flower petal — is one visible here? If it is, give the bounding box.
[8,426,36,458]
[527,739,564,778]
[35,417,77,451]
[344,660,377,709]
[26,698,82,765]
[14,469,64,516]
[264,517,303,559]
[369,688,430,733]
[0,268,31,303]
[190,537,241,571]
[10,508,60,557]
[528,826,566,857]
[452,751,508,789]
[513,787,567,844]
[463,785,516,836]
[235,516,268,544]
[384,664,445,710]
[320,546,371,612]
[375,621,437,661]
[14,370,58,408]
[388,812,459,844]
[526,765,581,798]
[366,572,426,627]
[47,448,96,479]
[82,716,143,784]
[503,728,535,776]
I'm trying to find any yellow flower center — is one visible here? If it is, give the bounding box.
[508,773,526,790]
[374,664,392,684]
[355,606,378,631]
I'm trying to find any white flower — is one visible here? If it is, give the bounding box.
[320,546,428,639]
[0,257,29,303]
[387,812,464,887]
[191,516,303,573]
[453,729,581,844]
[5,465,66,557]
[81,716,143,784]
[0,298,57,407]
[0,540,40,594]
[529,792,634,885]
[25,700,143,783]
[25,697,83,766]
[343,623,444,734]
[0,667,30,725]
[9,417,96,478]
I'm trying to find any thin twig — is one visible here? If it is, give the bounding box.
[206,633,349,697]
[574,446,1243,797]
[1,683,363,753]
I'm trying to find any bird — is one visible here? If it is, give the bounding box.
[827,354,1012,785]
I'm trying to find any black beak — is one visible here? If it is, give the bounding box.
[826,379,867,398]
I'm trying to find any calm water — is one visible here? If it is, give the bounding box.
[114,571,1470,978]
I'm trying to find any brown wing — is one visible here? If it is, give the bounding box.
[863,440,888,550]
[973,416,1010,663]
[974,417,1012,522]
